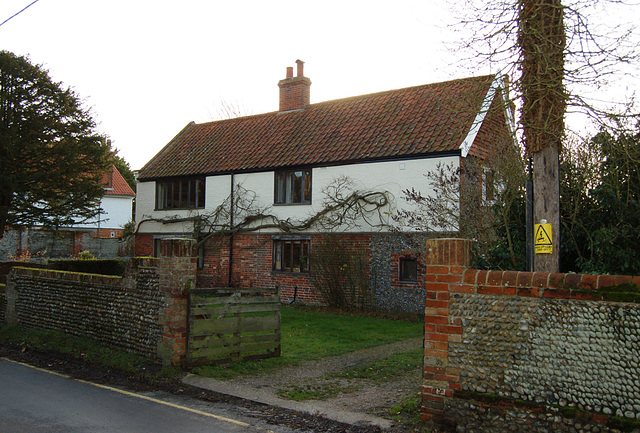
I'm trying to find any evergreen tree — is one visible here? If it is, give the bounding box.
[0,51,112,239]
[582,125,640,274]
[112,153,136,192]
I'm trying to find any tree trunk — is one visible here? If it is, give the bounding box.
[519,0,565,273]
[533,145,560,272]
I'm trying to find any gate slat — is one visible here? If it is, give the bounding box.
[190,314,280,336]
[190,342,280,360]
[190,303,280,316]
[189,333,279,349]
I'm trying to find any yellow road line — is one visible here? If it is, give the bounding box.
[2,358,274,432]
[3,358,72,378]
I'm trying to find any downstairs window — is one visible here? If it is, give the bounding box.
[273,239,310,273]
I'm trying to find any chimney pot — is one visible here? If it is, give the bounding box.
[296,59,304,77]
[286,66,293,79]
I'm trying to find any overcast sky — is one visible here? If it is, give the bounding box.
[1,0,637,170]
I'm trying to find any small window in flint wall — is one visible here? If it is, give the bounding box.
[399,257,418,282]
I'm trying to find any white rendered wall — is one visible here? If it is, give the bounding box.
[72,195,134,230]
[135,156,460,235]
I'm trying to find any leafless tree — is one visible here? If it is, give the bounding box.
[206,98,254,121]
[395,139,526,269]
[448,0,637,120]
[446,0,638,271]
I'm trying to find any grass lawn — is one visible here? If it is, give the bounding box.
[0,305,423,380]
[193,305,423,379]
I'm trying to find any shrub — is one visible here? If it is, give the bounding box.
[77,250,96,260]
[310,234,371,309]
[49,259,127,276]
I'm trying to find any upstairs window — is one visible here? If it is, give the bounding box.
[275,170,311,205]
[273,239,310,273]
[156,177,205,210]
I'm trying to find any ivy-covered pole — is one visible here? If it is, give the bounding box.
[518,0,566,272]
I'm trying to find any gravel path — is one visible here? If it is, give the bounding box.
[223,337,424,418]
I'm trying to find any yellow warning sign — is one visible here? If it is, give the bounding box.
[534,223,553,254]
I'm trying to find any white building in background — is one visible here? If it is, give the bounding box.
[73,165,136,239]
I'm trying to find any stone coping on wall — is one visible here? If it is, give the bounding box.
[6,256,160,283]
[10,266,122,281]
[449,268,640,300]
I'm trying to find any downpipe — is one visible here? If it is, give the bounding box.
[288,285,298,305]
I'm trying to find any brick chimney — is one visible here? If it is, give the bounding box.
[278,59,311,112]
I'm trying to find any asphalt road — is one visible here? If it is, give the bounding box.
[0,358,273,433]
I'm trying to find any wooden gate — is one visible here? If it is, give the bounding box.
[187,287,281,367]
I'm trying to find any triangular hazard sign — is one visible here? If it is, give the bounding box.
[535,224,552,246]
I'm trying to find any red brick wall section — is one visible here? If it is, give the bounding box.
[198,234,324,305]
[197,233,373,306]
[72,232,83,256]
[198,235,231,287]
[157,238,197,367]
[421,238,640,423]
[422,238,473,420]
[94,228,124,239]
[135,233,154,257]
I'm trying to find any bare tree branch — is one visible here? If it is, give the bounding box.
[135,177,392,246]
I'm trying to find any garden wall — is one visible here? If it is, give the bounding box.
[422,238,640,433]
[0,261,48,284]
[2,239,197,366]
[5,260,161,359]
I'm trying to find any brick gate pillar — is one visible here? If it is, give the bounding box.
[422,238,472,421]
[157,238,197,367]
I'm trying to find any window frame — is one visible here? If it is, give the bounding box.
[156,177,206,210]
[272,238,310,273]
[399,256,418,283]
[274,169,312,205]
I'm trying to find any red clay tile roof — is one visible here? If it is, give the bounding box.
[138,75,501,181]
[102,165,136,197]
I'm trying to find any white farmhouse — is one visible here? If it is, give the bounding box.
[134,61,516,311]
